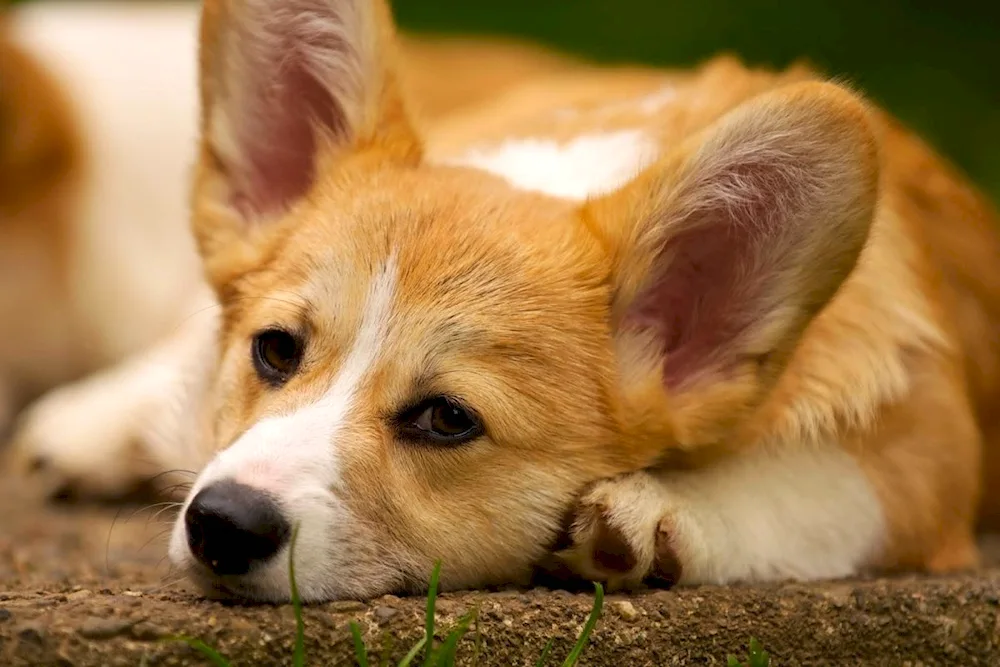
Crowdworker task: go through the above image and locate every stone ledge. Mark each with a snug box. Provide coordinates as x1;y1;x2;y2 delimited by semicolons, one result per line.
2;573;1000;665
1;478;998;665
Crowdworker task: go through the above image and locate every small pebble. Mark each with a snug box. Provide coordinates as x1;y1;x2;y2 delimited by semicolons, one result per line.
67;590;93;601
130;621;167;641
373;606;398;624
328;600;365;612
18;625;46;646
612;600;640;621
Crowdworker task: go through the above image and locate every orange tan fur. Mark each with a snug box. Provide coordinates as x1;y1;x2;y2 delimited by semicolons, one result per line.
0;22;84;427
8;0;1000;602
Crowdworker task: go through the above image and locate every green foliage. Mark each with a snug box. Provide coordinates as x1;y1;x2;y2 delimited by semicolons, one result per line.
289;524;306;667
166;635;233;667
728;637;772;667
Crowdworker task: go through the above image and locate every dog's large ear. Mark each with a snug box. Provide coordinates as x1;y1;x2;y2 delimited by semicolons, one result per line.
586;82;879;448
194;0;419;284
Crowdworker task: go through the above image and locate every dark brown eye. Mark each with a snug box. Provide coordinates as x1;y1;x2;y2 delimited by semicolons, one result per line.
252;329;302;385
397;396;484;445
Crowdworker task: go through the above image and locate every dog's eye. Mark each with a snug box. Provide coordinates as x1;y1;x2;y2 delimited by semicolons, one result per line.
252;329;302;385
397;396;484;444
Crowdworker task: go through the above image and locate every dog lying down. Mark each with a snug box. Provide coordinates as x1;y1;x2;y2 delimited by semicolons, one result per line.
6;0;1000;603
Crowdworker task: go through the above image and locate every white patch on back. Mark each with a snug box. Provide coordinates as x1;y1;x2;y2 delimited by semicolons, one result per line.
443;130;658;201
637;86;678;114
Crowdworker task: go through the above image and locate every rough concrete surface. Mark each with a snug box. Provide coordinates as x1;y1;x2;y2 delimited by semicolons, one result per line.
1;475;999;666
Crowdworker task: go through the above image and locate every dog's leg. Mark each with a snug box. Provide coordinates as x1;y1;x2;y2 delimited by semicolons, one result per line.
549;386;981;590
548;443;889;590
7;299;219;500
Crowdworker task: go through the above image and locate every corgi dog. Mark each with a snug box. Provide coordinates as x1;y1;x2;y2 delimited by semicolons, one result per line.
9;0;1000;603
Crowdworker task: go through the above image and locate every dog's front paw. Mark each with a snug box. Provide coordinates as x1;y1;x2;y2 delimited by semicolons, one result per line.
543;471;684;591
6;373;164;500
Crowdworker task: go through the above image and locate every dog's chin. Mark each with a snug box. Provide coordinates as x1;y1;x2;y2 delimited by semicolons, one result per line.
174;552;414;604
181;565;294;604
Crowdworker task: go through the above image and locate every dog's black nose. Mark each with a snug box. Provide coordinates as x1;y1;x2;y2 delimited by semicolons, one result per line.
185;480;291;576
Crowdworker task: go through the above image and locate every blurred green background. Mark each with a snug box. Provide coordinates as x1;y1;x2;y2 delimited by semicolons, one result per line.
13;0;999;205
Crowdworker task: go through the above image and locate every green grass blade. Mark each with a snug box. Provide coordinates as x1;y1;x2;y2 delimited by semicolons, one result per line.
748;637;770;667
534;638;555;667
434;608;477;667
350;621;370;667
727;656;744;667
471;610;483;667
379;633;394;667
560;582;604;667
165;636;232;667
289;523;306;667
422;561;442;667
398;636;428;667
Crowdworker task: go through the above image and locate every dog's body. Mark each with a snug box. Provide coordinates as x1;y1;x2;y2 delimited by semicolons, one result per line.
6;0;1000;602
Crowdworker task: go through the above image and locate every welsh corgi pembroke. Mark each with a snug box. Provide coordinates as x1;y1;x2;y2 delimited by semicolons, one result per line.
9;0;1000;603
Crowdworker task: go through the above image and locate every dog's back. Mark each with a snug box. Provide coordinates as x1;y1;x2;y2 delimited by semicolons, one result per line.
877;113;1000;528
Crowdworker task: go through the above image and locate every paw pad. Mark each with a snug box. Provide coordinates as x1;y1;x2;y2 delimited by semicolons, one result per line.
647;520;683;588
591;504;639;574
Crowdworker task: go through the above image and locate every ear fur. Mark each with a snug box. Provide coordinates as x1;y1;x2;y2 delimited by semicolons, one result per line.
587;81;880;447
193;0;420;287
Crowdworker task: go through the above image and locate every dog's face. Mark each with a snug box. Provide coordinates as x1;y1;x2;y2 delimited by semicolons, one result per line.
172;163;634;600
169;0;878;601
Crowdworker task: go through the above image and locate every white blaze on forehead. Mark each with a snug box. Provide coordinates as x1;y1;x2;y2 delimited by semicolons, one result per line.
442;129;659;201
195;256;397;494
169;258;398;600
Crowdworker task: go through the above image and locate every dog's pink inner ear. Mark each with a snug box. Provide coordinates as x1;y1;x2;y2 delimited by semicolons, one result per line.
209;0;373;218
627;218;759;389
227;56;342;217
621;137;858;391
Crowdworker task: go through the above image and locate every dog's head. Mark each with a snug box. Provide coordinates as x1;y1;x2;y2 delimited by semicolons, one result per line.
169;0;879;601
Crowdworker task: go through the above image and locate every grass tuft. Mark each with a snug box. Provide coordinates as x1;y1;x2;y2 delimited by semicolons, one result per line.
165;635;233;667
559;582;604;667
534;639;554;667
728;637;771;667
289;523;306;667
351;621;370;667
422;560;442;666
432;607;477;666
165;529;622;666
